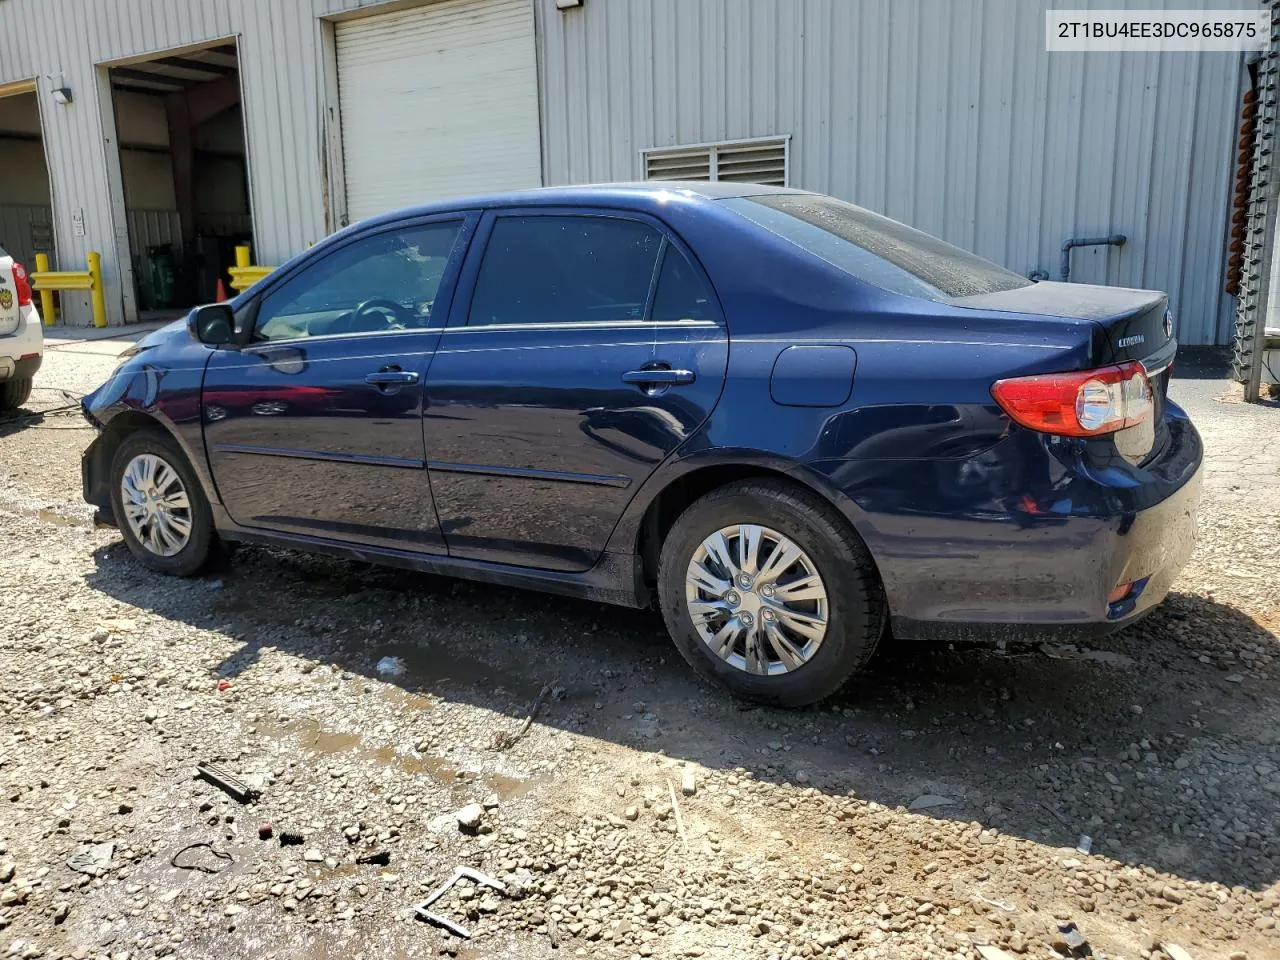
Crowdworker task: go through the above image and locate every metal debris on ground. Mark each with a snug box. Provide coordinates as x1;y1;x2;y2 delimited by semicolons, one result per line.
908;794;957;811
1055;921;1092;957
492;684;552;751
356;850;391;866
169;842;233;874
667;779;689;852
546;914;560;949
413;866;508;939
66;842;114;877
972;892;1017;913
195;761;261;803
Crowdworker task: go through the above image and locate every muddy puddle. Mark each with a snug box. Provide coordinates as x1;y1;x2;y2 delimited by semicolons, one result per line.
5;502;92;527
253;715;533;803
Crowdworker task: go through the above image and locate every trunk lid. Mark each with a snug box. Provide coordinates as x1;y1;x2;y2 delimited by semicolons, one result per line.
950;280;1175;369
952;280;1177;463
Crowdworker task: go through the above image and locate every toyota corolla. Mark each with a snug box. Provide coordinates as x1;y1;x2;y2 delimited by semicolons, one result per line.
80;183;1201;706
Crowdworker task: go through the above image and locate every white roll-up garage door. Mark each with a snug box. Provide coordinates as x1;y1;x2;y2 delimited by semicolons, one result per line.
335;0;542;222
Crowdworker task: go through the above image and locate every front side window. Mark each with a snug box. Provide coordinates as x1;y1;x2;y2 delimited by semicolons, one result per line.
722;194;1030;301
468;215;663;326
254;221;462;342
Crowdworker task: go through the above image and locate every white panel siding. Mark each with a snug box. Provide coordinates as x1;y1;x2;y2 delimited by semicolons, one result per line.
535;0;1244;346
335;0;541;219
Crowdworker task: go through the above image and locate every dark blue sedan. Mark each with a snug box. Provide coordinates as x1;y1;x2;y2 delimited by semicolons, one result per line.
81;183;1202;706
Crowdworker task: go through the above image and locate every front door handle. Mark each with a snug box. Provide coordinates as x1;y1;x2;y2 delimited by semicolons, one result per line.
622;367;696;387
365;370;420;385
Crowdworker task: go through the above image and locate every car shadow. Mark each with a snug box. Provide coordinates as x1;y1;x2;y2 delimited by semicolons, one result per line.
84;538;1279;892
0;407;44;437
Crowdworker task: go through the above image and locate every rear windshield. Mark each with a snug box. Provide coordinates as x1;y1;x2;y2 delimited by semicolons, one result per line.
721;194;1030;300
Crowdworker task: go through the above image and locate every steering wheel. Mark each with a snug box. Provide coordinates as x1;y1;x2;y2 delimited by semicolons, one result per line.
352;298;414;331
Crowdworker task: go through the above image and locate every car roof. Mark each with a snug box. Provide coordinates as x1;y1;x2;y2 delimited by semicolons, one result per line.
352;181;806;232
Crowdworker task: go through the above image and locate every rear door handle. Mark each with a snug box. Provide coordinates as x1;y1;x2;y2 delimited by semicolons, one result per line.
622;368;696;386
365;370;420;385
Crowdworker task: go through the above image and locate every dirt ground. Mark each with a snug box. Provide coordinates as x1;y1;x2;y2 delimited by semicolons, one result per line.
0;330;1277;960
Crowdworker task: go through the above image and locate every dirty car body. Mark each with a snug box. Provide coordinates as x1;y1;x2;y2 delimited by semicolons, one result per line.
81;183;1202;704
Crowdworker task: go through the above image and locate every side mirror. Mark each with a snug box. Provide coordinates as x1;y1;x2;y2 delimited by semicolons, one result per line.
190;303;236;345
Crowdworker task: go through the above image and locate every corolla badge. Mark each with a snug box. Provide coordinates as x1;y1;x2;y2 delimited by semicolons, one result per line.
1117;334;1145;349
1163;310;1174;338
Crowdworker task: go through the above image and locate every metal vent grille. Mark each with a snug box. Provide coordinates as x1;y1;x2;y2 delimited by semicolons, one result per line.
644;136;789;186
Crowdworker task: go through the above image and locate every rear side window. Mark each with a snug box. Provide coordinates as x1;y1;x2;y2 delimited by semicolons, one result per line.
468;215;662;326
651;246;716;322
722;194;1030;300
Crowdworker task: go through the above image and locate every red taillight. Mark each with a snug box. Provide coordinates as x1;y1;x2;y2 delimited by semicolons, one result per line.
991;361;1153;437
11;262;32;306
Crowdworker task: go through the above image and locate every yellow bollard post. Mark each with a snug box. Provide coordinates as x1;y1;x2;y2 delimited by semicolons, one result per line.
34;253;56;326
234;244;251;269
86;251;107;328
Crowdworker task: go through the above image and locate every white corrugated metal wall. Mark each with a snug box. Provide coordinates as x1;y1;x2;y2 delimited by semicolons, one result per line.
535;0;1247;346
0;0;1250;339
0;0;388;325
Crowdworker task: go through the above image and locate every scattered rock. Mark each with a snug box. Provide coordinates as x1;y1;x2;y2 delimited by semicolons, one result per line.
66;842;114;877
455;803;485;832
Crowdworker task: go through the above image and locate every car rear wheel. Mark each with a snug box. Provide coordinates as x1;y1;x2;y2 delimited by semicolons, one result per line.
657;479;885;707
109;429;214;576
0;377;32;412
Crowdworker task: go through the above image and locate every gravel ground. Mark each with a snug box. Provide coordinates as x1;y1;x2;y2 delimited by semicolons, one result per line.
0;331;1276;960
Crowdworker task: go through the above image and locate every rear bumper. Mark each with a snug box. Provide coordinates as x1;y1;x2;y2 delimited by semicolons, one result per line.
0;353;42;382
891;451;1201;642
820;401;1203;641
0;304;44;380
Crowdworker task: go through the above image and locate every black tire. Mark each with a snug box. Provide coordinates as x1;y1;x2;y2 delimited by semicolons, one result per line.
657;479;886;707
0;377;32;412
108;428;215;576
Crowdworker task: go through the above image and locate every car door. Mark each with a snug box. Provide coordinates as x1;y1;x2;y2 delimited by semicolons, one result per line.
423;209;729;572
202;215;472;552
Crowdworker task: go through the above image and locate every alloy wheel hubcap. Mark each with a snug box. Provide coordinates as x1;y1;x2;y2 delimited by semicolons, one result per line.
684;523;829;676
120;453;192;557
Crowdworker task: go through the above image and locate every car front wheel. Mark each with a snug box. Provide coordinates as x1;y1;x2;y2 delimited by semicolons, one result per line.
657;479;885;707
109;429;214;576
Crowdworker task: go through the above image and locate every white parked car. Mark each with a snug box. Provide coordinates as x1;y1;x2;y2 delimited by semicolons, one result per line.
0;244;43;412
